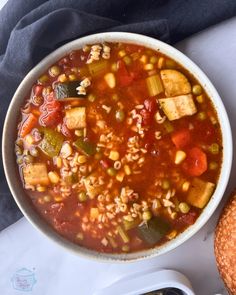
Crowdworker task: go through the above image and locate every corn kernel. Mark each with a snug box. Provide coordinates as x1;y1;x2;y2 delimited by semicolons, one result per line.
118;50;126;57
104;72;116;88
158;57;165;69
48;171;60;184
90;208;99;219
109;150;120;161
167;230;178;240
182;181;190;192
25;134;34;145
78;155;87;164
58;74;67;82
56;157;62;168
36;185;46;192
116;171;125;182
43;195;51;202
175;150;186;165
196;94;204;103
140;54;147;63
124;165;131;175
69;74;77;81
144;63;154;70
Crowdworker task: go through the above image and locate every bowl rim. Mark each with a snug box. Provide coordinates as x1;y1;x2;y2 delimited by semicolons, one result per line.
2;32;233;262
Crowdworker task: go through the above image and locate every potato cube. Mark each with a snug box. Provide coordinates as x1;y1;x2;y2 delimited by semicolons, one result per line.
187;178;215;208
23;163;49;186
65;107;86;129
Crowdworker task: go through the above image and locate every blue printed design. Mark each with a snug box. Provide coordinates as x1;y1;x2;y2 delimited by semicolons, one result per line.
11;268;37;292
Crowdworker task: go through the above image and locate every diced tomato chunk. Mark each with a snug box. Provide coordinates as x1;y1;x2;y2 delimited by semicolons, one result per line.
117;60;133;87
177;211;198;226
34;85;43;96
39;92;62;127
125;44;144;54
19;113;38;138
171;129;191;149
144;97;157;115
183;147;207;176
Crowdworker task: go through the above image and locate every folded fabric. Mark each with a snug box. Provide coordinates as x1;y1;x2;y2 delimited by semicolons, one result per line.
1;0;236;230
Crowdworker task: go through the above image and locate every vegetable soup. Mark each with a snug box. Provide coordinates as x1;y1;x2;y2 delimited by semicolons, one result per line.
15;42;222;253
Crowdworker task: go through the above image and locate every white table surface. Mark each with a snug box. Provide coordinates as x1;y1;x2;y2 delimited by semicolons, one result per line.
1;1;236;294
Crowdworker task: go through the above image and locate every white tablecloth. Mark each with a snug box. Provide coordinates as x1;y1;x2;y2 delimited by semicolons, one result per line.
1;5;236;294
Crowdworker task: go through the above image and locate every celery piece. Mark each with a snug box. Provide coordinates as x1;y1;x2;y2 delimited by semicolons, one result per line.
146;74;164;96
117;225;130;243
123;218;141;231
88;60;108;76
73;138;96;156
39;128;64;158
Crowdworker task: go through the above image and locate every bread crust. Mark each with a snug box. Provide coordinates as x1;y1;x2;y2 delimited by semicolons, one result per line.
215;192;236;295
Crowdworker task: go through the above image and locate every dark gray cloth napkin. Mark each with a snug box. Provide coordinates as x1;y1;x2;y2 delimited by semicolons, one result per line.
0;0;236;230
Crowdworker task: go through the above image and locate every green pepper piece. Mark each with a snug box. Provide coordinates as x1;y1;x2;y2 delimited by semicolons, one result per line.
39;128;64;158
138;216;171;245
73;138;96;156
54;81;85;101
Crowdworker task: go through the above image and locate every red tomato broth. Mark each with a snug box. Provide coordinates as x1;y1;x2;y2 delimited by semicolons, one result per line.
15;42;222;253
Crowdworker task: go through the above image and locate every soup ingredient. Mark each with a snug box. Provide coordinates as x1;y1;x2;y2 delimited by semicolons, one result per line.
138;217;171;245
146;74;163;96
54;81;84;100
39;128;64;158
16;42;222;254
183;147;207;176
160;69;191;96
187;178;215;208
73;138;96;156
192;84;202;96
23;163;49;186
65;107;86;129
159;94;197;121
19;114;38;138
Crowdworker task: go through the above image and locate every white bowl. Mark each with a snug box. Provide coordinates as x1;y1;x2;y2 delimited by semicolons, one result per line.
2;32;233;262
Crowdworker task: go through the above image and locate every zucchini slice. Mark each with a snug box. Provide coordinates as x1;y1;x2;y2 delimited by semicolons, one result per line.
54;81;85;101
138;216;171;245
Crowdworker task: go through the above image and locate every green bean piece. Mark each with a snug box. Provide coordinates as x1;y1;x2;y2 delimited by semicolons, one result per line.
115;109;125;122
78;191;87;202
107;167;117;177
192;85;202;96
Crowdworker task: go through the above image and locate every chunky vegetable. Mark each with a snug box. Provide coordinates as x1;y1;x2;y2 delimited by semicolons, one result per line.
171;129;191;149
187;178;215;208
159;94;197;121
39;128;64;158
23;163;49;186
19;114;38;138
138;217;171;245
160;69;191;96
146;74;164;96
73;138;96;156
54;81;84;100
65;107;86;129
183;147;207;176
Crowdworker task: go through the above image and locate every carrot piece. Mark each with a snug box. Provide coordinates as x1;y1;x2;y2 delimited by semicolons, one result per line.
19;113;38;138
171;129;191;149
183;147;207;176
